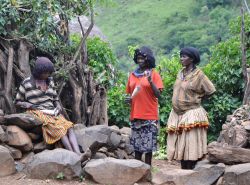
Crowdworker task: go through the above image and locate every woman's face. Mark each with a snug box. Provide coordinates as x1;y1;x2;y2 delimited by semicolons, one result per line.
137;55;147;69
39;72;51;80
180;54;193;67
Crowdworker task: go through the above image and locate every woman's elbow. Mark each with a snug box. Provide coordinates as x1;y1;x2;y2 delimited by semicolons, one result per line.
156;92;161;99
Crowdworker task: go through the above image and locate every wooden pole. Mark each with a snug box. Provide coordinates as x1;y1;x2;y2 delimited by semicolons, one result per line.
241;7;249;104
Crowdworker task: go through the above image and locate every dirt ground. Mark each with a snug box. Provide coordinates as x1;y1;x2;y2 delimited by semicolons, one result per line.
0;159;180;185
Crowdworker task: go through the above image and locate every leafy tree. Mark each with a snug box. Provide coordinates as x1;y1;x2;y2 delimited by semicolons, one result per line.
0;0;117;127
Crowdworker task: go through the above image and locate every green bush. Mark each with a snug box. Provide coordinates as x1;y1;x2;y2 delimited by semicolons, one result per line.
107;73;130;127
87;37;118;87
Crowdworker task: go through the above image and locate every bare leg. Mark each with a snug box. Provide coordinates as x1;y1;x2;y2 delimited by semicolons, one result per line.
68;128;81;154
135;151;142;161
145;152;152;165
61;135;73;151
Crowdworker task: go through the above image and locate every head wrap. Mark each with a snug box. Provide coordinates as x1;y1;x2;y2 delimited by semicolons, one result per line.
32;57;55;79
133;46;156;68
180;47;200;65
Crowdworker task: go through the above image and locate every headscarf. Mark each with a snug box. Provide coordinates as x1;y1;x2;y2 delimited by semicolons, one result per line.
180;47;200;65
133;46;156;68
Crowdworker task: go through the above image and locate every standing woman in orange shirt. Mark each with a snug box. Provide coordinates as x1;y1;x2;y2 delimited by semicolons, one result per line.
125;46;164;165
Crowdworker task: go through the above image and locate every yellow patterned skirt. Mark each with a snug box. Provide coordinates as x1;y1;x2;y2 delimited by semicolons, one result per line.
166;106;208;161
27;110;73;144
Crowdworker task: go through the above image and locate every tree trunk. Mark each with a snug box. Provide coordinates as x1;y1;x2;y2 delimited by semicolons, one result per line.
99;87;108;125
88;88;101;126
17;40;32;77
4;46;15;113
0;49;7;110
243;68;250;104
69;73;83;124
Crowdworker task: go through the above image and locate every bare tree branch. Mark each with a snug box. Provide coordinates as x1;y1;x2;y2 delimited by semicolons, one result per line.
70;1;94;66
78;16;85;35
243;0;250;14
58;81;66;96
13;64;25;80
78;16;88;64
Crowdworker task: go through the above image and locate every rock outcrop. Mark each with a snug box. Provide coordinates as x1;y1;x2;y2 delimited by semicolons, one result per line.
26;149;82;180
84;158;150;185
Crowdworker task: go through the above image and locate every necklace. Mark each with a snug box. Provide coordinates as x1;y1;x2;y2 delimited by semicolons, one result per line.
181;67;195;80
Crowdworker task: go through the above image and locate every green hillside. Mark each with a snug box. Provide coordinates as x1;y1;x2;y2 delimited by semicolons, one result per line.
96;0;195;53
96;0;241;68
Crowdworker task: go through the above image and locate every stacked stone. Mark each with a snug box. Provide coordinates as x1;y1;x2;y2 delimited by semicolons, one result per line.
0;109;151;185
207;104;250;185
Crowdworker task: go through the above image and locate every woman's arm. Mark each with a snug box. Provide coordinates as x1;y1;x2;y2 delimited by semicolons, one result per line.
16;101;36;109
148;76;161;99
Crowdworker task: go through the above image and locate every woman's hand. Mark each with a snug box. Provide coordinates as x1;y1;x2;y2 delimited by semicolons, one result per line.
124;96;132;104
16;102;35;109
54;104;62;116
53;101;62;116
147;75;152;84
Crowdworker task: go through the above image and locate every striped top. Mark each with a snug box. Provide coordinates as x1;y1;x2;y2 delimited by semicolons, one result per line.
172;68;215;114
16;76;59;110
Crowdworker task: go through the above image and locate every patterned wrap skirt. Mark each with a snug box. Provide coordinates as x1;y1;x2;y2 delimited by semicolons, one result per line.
27;110;73;144
130;119;158;153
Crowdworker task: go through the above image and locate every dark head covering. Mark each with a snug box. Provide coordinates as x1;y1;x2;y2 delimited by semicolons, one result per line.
180;47;200;65
133;46;156;68
32;57;55;79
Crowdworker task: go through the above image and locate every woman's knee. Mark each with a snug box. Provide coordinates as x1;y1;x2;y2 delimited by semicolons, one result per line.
67;127;74;134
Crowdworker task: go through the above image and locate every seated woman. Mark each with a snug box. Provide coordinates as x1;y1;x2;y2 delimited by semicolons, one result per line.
15;57;81;154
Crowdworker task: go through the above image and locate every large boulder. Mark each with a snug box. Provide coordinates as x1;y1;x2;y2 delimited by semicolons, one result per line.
4;113;42;132
192;161;225;185
218;123;248;147
3;144;22;159
33;141;52;153
120;127;131;136
208;141;250;164
152;168;197;185
20;152;35;164
110;132;122;148
0;145;16;177
6;125;33;152
74;125;113;152
74;125;134;160
152;161;225;185
26;149;82;180
84;158;150;185
224;163;250;185
242;120;250;131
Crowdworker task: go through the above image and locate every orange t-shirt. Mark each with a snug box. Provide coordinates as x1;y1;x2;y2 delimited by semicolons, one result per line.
126;70;164;120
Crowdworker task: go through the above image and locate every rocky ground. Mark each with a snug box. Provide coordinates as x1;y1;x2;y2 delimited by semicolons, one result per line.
0;159;179;185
